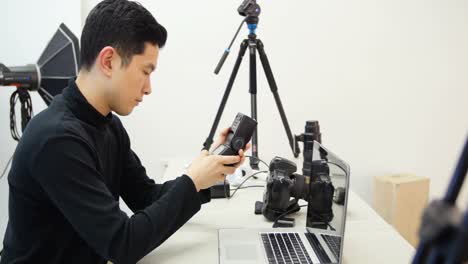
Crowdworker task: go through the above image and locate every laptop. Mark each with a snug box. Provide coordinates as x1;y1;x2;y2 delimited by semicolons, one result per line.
218;140;350;264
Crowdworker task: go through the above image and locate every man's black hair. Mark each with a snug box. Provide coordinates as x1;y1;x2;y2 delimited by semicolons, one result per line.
80;0;167;71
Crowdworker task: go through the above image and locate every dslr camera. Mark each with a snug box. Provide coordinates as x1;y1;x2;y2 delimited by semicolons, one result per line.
261;121;335;229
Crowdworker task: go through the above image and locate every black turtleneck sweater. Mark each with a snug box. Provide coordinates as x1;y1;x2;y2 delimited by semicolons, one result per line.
1;80;210;264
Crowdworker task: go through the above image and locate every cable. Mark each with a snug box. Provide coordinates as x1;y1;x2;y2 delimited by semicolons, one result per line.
271;203;336;231
10;89;33;141
246;155;269;170
232;185;264;190
272;204;308;228
325;161;348;177
0;155;13;180
9;94;20;141
306;209;336;231
228;170;268;199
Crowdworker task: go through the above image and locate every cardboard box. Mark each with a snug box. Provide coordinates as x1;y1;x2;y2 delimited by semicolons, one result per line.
373;174;430;247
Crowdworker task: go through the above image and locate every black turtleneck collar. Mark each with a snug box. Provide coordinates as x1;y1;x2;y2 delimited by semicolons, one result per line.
61;79;113;127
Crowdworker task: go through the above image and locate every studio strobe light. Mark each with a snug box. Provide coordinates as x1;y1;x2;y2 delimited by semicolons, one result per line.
0;23;79;140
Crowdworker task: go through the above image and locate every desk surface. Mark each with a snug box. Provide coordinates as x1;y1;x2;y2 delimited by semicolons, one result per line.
138;159;415;264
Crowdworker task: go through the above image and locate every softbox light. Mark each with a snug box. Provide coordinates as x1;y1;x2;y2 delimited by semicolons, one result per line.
0;23;79;140
0;23;80;105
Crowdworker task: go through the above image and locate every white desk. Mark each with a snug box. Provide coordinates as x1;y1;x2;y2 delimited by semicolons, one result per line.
138;159;415;264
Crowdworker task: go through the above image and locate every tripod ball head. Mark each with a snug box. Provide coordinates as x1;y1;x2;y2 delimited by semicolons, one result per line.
238;0;261;23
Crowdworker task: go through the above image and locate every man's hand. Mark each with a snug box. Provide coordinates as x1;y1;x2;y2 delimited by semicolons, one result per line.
209;127;250;164
187;128;250;191
208;127;231;153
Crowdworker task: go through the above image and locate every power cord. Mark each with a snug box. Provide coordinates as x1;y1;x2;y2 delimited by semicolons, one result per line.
245;155;269;170
227;170;268;199
272;204;308;228
306;209;336;231
232;185;264;190
325;161;348;177
10;89;33;141
271;204;336;231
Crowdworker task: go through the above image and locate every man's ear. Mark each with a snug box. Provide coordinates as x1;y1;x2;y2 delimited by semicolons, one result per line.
97;46;117;77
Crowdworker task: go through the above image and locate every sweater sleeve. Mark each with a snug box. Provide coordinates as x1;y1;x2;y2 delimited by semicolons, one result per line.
120;149;211;213
32;135;202;264
118;119;211;212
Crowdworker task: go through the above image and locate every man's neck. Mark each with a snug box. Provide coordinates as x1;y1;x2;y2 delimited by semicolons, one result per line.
75;72;111;116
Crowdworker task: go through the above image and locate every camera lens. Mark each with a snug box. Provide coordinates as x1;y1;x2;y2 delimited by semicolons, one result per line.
305;120;321;143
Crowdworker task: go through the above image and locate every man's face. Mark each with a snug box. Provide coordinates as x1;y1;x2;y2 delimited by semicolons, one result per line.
108;42;159;116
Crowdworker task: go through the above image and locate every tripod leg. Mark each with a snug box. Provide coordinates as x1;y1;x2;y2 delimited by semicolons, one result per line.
203;40;249;151
249;40;260;170
256;39;300;157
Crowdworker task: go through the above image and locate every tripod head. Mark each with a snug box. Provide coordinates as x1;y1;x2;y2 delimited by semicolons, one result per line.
238;0;260;30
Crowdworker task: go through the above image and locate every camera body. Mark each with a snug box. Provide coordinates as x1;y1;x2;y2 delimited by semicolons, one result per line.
212;112;257;157
261;157;334;227
261;121;335;228
261;157;309;221
306;160;335;228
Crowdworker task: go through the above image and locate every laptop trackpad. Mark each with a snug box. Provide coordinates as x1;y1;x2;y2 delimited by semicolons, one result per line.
225;244;258;260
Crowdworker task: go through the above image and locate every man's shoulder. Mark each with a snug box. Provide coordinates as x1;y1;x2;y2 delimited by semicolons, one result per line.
19;97;90;155
12;98;90;173
26;97;82;140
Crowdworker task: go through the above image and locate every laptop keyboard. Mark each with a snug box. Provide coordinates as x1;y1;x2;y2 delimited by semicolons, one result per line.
261;233;313;264
304;233;331;263
321;234;341;260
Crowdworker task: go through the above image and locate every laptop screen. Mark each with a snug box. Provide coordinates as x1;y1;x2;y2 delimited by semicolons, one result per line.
306;141;351;258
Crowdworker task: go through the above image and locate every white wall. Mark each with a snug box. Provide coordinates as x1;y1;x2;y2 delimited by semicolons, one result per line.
1;0;467;244
114;0;468;205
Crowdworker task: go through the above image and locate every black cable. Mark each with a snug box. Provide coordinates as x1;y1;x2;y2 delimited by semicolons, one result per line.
306;209;336;231
232;185;264;190
246;155;269;170
228;170;268;199
10;89;33;141
325;161;348;177
9;93;20;141
0;155;13;180
272;204;308;228
271;204;336;231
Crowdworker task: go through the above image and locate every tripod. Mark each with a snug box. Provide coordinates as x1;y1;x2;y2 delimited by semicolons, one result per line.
412;136;468;264
203;18;300;169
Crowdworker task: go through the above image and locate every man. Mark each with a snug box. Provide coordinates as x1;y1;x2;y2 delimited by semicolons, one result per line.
1;0;247;263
